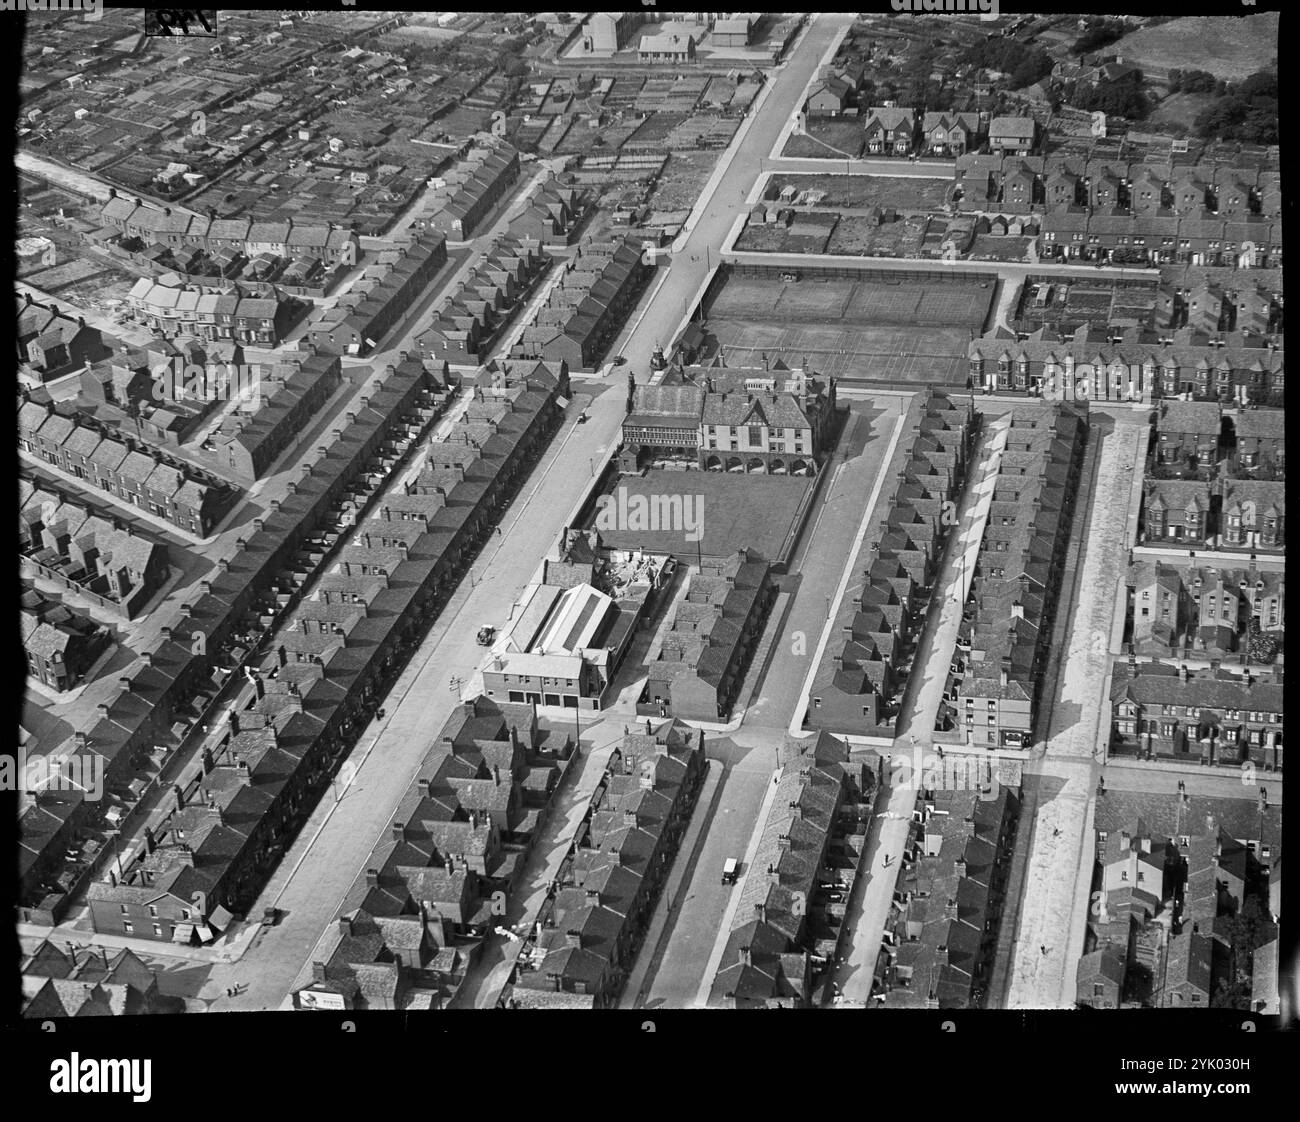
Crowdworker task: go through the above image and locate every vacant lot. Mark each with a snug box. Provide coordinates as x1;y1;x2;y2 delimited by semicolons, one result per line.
967;234;1035;263
589;471;811;562
770;173;951;212
709;274;992;329
650;152;721;212
711;320;971;385
1113;14;1277;81
783;118;865;158
1146;91;1213;133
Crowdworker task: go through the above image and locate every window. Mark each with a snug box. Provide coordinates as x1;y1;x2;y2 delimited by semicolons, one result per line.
153;924;163;937
148;905;158;917
123;922;133;933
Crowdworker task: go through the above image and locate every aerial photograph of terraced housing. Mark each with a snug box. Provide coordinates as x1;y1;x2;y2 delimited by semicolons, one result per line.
13;5;1284;1043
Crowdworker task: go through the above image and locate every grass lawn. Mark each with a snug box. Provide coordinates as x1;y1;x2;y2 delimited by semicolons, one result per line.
650;152;721;211
768;173;951;212
783;118;865;158
1146;90;1213;133
1113;14;1278;81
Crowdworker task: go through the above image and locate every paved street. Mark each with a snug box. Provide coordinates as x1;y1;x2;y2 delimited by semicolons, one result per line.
827;414;1012;1005
1003;414;1144;1009
612;12;857;387
636;751;772;1009
187;379;626;1009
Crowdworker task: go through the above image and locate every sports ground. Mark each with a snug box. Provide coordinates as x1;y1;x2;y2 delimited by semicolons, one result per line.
702;273;992;385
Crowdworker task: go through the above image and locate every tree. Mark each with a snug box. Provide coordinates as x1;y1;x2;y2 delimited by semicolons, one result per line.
1071;19;1125;56
1247;619;1279;664
1071;73;1148;120
1193;68;1278;143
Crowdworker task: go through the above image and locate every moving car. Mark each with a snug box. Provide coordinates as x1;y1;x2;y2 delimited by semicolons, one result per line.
476;625;495;646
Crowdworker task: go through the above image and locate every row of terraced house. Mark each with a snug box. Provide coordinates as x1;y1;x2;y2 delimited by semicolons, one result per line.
18;358;451;927
424;140;520;241
511;719;706;1008
967;324;1284;406
416;235;550;365
82;361;570;946
879;785;1019;1009
642;549;775;723
308;232;449;356
123;277;301;346
295;697;577;1011
952;401;1087;750
20;477;169;621
510;234;654;372
18;394;235;537
708;731;873;1008
808;389;978;737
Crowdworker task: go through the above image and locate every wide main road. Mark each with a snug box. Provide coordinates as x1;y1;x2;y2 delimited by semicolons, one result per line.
615;12;857;385
202;16;852;1009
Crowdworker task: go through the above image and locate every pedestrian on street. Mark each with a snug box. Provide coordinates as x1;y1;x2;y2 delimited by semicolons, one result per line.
1040;945;1047;956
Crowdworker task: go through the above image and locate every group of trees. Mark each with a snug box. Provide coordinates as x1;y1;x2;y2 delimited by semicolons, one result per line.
1067;70;1149;120
962;37;1053;90
1071;17;1126;57
1167;68;1224;96
1193;69;1279;144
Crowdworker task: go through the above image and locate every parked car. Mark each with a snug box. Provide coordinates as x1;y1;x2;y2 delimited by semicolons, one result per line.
721;857;740;885
476;625;495;646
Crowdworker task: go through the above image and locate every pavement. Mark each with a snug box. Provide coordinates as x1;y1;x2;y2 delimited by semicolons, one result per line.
1002;415;1144;1009
605;12;858;389
619;759;724;1009
786;404;909;735
188;382;630;1010
827;415;1012;1005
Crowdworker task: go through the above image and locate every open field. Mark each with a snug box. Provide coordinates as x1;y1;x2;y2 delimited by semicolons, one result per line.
769;173;952;212
587;471;812;561
1145;90;1213;133
709;319;970;385
825;214;928;257
709;273;992;328
1113;14;1277;81
651;152;723;212
783;119;865;158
